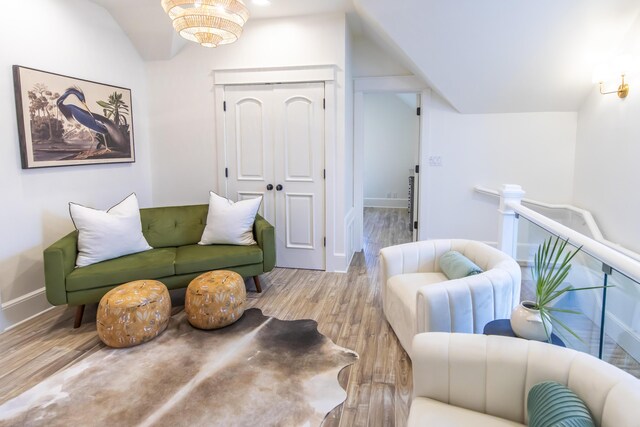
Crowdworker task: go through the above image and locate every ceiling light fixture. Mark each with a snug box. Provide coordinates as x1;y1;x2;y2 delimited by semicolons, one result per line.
161;0;250;48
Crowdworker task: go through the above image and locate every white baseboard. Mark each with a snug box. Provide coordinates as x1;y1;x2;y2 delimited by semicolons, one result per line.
1;287;53;333
364;198;408;209
330;252;349;273
345;210;356;270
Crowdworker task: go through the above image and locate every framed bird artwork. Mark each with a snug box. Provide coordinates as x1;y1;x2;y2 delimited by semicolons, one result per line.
12;65;135;169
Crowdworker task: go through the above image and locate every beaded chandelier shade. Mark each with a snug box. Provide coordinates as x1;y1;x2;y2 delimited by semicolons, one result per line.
161;0;250;48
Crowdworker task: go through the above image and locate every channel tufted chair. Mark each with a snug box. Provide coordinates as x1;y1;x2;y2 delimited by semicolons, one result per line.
379;239;521;355
409;333;640;426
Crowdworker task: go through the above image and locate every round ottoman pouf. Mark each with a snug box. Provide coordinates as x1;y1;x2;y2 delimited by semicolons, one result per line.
97;280;171;348
185;270;247;330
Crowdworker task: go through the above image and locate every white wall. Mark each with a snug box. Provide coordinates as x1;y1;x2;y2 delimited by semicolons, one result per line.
344;20;356;266
146;13;351;270
0;0;152;331
363;93;418;208
573;13;640;253
352;36;412;78
425;93;577;243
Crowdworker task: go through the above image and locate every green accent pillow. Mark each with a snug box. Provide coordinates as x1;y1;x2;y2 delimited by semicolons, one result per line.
439;251;483;279
528;381;595;427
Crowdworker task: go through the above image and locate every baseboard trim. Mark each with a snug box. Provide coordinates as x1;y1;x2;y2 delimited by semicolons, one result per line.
1;287;46;310
364;198;408;209
345;210;356;271
4;306;56;333
1;287;53;333
331;252;349;273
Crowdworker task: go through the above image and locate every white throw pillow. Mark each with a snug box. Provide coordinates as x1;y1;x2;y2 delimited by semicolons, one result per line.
69;193;152;267
199;192;262;246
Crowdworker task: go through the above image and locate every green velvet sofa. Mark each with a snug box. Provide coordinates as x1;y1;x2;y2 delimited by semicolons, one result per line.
43;204;275;327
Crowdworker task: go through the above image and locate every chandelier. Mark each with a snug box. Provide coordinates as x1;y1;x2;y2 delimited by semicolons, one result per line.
161;0;250;48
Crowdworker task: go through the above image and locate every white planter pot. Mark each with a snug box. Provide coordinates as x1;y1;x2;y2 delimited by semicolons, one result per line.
510;301;552;342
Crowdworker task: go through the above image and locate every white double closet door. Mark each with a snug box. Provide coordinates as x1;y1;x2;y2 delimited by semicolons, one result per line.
223;82;325;270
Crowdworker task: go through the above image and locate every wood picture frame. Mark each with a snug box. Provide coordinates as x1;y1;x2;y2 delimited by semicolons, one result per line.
13;65;135;169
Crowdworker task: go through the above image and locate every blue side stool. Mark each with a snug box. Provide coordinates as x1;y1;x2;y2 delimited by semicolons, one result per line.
483;319;565;347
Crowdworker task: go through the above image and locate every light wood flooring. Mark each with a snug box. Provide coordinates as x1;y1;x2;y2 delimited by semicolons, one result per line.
0;207;414;426
2;207;638;426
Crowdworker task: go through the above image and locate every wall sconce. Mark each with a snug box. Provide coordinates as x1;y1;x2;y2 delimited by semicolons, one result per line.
598;74;629;98
592;55;635;99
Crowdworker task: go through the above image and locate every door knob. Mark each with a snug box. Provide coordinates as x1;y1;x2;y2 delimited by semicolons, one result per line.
266;184;274;191
276;184;283;191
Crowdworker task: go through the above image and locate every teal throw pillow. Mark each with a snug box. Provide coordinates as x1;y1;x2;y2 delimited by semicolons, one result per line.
439;251;483;279
528;381;595;427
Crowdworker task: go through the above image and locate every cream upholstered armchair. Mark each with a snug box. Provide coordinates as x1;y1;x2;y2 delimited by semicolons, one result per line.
379;239;521;354
409;333;640;426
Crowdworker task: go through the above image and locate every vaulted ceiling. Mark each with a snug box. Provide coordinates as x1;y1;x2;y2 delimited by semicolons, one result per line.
353;0;640;113
89;0;640;113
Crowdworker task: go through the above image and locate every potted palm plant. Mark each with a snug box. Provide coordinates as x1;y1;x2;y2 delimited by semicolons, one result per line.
511;236;604;342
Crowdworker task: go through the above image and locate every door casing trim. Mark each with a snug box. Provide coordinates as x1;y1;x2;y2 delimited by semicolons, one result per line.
214;65;341;271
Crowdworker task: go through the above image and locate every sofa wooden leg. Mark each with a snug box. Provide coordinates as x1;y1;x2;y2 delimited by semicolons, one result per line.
74;305;85;329
253;276;262;293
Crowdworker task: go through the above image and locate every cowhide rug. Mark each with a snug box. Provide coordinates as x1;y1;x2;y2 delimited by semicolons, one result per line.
0;309;358;427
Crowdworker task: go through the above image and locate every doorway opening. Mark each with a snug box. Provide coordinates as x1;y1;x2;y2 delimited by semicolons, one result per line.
353;77;429;257
362;92;421;242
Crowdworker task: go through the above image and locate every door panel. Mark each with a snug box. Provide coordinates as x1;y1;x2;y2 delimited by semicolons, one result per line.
224;82;325;270
273;83;325;269
285;193;315;249
237;191;268;219
283;97;314;181
236;99;266;181
224;85;275;224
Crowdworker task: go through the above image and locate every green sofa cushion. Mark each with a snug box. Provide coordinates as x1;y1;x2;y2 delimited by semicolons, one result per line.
66;248;176;291
140;205;208;248
175;244;263;275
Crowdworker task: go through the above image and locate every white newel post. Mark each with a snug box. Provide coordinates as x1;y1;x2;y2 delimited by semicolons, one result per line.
498;184;525;258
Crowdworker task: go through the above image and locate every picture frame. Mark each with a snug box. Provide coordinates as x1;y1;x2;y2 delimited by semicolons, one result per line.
13;65;135;169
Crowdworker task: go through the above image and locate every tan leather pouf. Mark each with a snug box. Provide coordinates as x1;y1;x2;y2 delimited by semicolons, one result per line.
186;270;247;330
97;280;171;348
